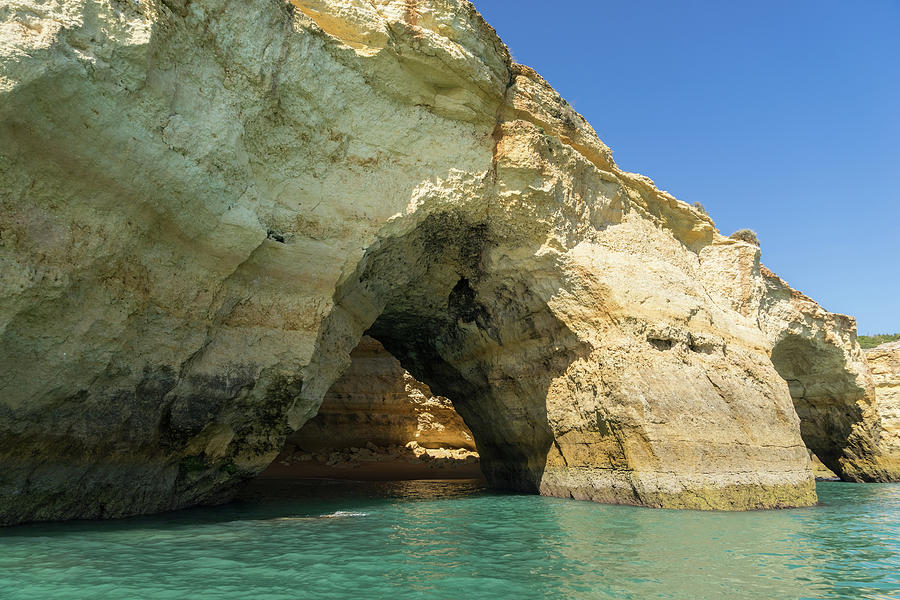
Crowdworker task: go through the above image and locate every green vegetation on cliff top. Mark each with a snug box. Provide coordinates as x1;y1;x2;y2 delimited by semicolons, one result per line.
858;333;900;349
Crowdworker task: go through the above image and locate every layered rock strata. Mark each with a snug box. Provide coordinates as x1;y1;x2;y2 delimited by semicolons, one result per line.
864;342;900;471
263;335;480;478
265;442;481;480
285;336;475;452
700;241;897;481
1;0;889;524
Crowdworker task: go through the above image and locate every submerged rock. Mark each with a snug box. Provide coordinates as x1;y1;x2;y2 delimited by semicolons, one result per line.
0;0;893;523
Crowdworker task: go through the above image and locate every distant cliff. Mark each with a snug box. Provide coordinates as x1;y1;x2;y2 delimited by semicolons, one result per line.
865;342;900;471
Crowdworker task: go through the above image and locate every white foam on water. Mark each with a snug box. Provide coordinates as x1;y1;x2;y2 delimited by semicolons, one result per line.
320;511;369;518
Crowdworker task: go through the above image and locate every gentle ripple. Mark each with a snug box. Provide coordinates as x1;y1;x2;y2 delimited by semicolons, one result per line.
0;481;897;599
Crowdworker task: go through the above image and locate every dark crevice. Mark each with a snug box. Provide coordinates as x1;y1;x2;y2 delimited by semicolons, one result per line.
266;230;286;244
648;338;674;351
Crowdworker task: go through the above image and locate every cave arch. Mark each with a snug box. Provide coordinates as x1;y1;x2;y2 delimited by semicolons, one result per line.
294;210;591;493
770;334;876;480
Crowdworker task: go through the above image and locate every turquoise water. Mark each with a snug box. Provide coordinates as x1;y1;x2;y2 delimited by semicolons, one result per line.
1;481;897;600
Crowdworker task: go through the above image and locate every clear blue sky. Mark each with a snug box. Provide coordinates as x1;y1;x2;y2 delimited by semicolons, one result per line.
473;1;899;335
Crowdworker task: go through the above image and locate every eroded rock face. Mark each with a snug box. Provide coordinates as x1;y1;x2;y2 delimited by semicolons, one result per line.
757;269;896;481
864;342;900;472
699;241;898;482
279;335;475;452
4;0;882;523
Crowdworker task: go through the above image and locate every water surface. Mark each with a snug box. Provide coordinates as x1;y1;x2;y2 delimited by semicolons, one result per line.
1;481;897;599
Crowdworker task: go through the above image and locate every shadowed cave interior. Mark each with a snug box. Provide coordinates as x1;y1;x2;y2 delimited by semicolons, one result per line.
770;334;866;481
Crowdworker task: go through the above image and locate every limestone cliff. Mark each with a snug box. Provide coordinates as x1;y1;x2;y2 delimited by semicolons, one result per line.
756;269;897;481
865;342;900;471
699;241;897;481
2;0;886;524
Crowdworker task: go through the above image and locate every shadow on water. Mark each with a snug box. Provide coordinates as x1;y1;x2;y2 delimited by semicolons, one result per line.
0;479;496;537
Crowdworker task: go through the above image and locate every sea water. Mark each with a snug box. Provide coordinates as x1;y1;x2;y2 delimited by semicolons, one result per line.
0;481;897;599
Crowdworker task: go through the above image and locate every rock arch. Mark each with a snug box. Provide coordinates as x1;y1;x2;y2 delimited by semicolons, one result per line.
759;268;896;482
1;0;867;524
296;209;591;492
700;244;899;483
770;334;876;479
283;201;820;510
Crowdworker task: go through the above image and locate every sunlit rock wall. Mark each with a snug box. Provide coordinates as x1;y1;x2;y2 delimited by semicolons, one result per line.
699;240;897;482
864;341;900;474
283;335;475;451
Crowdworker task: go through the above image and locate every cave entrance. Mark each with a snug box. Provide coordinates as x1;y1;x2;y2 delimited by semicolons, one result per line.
770;334;869;480
261;210;587;494
258;336;484;481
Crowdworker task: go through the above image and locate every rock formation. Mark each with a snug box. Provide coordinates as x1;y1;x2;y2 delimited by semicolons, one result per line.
285;336;474;451
864;342;900;472
699;242;897;481
263;335;480;478
0;0;893;524
757;270;899;481
266;441;480;480
808;452;838;480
